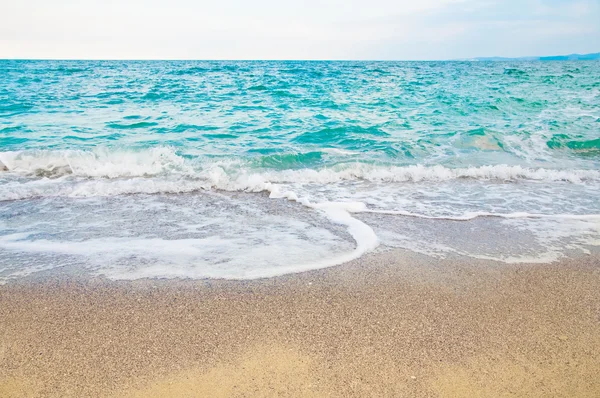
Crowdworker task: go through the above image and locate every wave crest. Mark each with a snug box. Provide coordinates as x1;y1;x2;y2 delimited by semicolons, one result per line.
1;147;599;197
0;147;191;178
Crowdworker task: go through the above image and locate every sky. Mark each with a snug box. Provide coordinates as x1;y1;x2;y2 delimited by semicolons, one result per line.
0;0;598;60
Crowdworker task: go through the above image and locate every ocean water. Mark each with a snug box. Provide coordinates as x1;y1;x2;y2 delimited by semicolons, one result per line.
1;60;599;281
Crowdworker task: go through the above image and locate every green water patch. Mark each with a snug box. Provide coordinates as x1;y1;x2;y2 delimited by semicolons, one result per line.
294;126;389;144
566;138;600;152
254;151;324;168
547;135;600;155
246;148;281;155
466;128;486;136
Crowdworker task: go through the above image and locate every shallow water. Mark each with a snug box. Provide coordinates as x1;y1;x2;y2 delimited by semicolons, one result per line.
1;60;599;281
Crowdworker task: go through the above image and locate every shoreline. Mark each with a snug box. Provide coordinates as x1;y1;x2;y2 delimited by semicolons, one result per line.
1;249;600;397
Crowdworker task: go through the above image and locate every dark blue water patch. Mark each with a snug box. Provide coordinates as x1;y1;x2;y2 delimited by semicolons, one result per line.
503;68;529;78
248;85;268;91
54;67;88;74
123;115;143;120
368;68;391;75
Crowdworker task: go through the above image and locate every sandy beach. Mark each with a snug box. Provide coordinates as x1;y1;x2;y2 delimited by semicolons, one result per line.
1;250;599;397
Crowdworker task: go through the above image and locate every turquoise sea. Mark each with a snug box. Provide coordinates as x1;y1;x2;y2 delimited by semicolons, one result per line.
1;60;599;281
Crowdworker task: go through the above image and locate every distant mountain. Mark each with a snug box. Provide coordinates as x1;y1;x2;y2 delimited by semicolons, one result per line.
465;52;600;61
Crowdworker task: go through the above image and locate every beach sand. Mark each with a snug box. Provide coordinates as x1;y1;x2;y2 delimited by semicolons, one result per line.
1;250;599;397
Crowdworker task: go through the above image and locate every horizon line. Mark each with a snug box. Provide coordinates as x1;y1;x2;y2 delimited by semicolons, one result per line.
1;57;599;62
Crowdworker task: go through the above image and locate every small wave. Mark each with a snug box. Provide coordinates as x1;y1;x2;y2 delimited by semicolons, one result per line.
106;121;158;130
1;148;599;183
248;85;268;91
0;147;190;178
0;103;33;114
55;67;87;74
364;209;600;222
253;164;600;184
254;151;323;168
293;126;389;144
547;136;600;155
503;68;528;77
320;148;359;156
172;124;219;133
203;133;238;139
169;66;210;75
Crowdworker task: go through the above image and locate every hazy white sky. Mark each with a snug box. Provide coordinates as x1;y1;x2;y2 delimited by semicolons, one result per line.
1;0;598;59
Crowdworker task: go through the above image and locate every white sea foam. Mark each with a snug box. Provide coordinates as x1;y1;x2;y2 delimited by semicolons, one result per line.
320;148;359;156
1;147;599;281
258;164;600;184
365;209;600;221
0;147;192;178
0;192;377;281
1;148;599;183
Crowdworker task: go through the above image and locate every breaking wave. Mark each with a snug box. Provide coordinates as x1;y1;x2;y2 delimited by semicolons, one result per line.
1;147;599;185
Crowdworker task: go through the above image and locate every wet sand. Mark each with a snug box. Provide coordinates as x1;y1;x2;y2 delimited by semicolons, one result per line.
1;250;599;397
